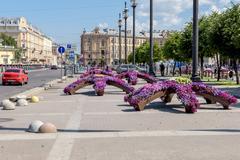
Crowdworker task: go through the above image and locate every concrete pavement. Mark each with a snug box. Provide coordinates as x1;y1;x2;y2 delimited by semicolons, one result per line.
0;78;240;160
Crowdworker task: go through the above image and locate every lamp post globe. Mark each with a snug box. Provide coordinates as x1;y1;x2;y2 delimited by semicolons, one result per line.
123;1;129;64
131;0;137;65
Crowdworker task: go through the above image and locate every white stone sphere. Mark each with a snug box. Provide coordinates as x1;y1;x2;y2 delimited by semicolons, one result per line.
1;99;15;110
16;99;28;106
28;120;44;133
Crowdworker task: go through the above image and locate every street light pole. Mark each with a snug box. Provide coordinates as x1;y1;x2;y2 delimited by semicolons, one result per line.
131;0;137;65
191;0;200;81
118;13;122;65
123;1;128;64
149;0;155;76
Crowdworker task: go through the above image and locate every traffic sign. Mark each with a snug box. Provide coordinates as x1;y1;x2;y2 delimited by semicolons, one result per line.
67;44;71;49
58;46;65;54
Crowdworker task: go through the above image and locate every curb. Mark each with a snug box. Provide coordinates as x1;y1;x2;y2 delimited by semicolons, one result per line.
9;76;68;101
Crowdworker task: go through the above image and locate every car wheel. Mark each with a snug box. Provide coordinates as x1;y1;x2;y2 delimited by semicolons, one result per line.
2;82;6;86
20;80;24;86
25;80;28;84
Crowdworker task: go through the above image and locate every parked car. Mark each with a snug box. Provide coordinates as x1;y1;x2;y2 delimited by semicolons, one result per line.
116;64;147;74
2;68;28;85
50;65;58;70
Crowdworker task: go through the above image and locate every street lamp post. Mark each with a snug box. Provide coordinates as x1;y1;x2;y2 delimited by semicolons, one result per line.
191;0;200;81
131;0;137;65
118;13;122;65
149;0;155;76
123;1;129;64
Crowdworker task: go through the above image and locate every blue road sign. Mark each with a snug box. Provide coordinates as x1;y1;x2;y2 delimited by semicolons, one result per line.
67;44;71;49
69;51;75;60
58;46;65;54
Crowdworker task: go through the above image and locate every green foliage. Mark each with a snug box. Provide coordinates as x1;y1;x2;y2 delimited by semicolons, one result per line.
0;33;17;47
171;77;192;84
128;42;162;64
211;4;240;58
162;32;190;62
0;33;24;63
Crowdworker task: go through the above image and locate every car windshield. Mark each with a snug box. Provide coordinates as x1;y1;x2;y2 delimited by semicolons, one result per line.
129;65;135;69
5;69;20;73
121;65;128;69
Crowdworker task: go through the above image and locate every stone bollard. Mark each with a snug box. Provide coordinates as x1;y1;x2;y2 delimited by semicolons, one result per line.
39;122;57;133
31;96;39;103
16;99;29;107
28;120;44;133
1;99;16;110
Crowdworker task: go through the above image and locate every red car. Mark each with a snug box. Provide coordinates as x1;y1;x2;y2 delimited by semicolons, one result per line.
2;68;29;85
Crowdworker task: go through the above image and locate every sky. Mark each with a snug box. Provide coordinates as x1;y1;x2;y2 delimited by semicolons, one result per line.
1;0;239;51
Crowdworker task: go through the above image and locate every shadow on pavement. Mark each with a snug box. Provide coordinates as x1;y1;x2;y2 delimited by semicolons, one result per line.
57;129;125;133
0;127;125;133
121;102;186;114
188;129;240;133
0;118;14;123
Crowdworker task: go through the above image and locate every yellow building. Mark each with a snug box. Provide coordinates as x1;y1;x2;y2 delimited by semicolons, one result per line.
81;27;170;66
0;46;15;64
0;17;53;64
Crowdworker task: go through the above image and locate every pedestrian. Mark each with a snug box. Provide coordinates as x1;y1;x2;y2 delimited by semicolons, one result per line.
160;63;165;76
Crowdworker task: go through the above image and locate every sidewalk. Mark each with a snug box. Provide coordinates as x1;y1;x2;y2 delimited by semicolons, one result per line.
0;78;240;160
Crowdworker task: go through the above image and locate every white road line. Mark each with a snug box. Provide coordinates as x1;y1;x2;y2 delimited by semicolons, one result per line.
46;98;84;160
0;130;240;141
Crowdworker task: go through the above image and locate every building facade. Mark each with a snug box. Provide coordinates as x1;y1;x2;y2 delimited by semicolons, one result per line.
0;46;15;64
81;27;170;66
0;17;53;64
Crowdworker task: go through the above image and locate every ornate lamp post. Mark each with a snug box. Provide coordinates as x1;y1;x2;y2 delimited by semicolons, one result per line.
123;1;129;64
131;0;137;65
149;0;155;76
118;13;122;65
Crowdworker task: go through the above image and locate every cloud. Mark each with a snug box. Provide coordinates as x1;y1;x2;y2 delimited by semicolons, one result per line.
98;22;109;29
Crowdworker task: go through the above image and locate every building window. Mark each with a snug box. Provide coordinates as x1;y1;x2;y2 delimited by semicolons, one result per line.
101;40;104;47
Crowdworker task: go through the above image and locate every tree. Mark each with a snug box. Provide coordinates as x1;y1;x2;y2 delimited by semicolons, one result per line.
128;42;162;64
0;33;17;47
211;4;240;84
0;33;24;63
162;32;191;76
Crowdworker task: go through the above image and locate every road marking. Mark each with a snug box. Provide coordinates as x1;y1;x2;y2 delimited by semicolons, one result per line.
46;98;84;160
0;130;240;141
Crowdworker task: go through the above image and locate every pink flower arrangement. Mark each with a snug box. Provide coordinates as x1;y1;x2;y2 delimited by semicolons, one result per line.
64;74;134;96
116;70;158;85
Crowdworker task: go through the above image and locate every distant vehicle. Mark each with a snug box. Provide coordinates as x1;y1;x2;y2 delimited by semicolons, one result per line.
2;68;29;85
116;64;147;74
50;65;58;70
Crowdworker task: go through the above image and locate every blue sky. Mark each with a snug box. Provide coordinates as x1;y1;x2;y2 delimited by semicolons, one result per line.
1;0;239;50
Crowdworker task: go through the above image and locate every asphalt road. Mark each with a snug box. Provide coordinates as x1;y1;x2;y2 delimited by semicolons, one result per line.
0;69;61;101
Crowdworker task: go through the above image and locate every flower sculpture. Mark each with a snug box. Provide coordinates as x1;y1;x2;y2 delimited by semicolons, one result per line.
125;80;237;113
64;75;134;96
116;70;158;85
124;80;199;113
192;82;237;109
80;69;114;78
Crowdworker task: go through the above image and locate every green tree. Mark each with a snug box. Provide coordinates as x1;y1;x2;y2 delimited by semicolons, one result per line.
0;33;24;63
162;32;191;76
210;4;240;84
128;42;162;64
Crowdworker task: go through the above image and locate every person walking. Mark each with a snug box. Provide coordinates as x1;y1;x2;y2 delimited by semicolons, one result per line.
160;63;165;76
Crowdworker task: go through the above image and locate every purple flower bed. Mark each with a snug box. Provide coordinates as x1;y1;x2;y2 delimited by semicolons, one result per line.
192;82;237;104
64;73;134;95
80;69;114;78
124;81;175;107
116;70;157;85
